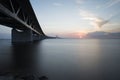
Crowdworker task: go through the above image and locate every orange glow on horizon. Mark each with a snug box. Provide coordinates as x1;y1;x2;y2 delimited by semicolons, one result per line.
76;32;87;38
58;31;88;38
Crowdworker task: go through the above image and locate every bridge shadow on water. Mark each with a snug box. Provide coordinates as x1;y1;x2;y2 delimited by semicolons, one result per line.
0;40;48;80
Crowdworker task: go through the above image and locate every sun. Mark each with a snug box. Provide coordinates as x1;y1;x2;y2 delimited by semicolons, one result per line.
77;32;87;38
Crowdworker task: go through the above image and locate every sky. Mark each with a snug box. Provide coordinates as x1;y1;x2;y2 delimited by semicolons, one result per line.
0;0;120;38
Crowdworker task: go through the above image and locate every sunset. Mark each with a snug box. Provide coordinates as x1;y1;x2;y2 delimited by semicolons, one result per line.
0;0;120;38
0;0;120;80
30;0;120;38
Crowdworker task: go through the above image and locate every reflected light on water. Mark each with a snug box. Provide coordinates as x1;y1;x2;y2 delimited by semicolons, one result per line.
0;39;120;80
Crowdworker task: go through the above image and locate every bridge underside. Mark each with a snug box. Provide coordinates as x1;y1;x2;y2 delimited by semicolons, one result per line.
0;0;46;43
12;28;45;43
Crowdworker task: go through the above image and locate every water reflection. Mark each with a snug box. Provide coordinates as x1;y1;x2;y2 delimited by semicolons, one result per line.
0;40;47;80
0;39;120;80
12;43;37;78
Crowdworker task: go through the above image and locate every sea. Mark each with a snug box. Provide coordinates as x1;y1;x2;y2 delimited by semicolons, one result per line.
0;39;120;80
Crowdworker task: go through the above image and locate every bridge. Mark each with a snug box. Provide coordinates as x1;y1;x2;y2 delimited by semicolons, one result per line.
0;0;47;43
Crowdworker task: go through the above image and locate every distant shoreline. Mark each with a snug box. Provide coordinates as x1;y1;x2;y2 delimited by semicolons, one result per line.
0;38;120;40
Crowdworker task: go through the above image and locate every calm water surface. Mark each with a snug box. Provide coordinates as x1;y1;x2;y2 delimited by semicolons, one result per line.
0;39;120;80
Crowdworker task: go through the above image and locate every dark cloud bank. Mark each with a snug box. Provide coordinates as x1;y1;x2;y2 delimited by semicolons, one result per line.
85;31;120;39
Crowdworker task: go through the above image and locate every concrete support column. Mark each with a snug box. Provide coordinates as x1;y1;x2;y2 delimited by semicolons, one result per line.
32;33;46;41
12;28;33;43
33;34;41;41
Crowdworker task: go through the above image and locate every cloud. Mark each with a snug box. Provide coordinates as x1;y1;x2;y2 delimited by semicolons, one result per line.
100;0;120;8
103;23;120;32
75;0;85;4
85;31;120;39
108;28;120;32
73;0;86;5
106;0;120;8
79;10;109;28
91;19;109;28
53;3;63;6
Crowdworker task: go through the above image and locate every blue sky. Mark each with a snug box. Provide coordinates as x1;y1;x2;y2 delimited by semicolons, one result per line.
30;0;120;37
0;0;120;38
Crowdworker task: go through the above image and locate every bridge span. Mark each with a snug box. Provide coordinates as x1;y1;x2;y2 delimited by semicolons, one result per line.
0;0;46;43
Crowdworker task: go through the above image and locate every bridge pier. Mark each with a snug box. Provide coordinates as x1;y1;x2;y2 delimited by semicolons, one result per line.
33;33;40;41
12;28;33;43
12;28;45;44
